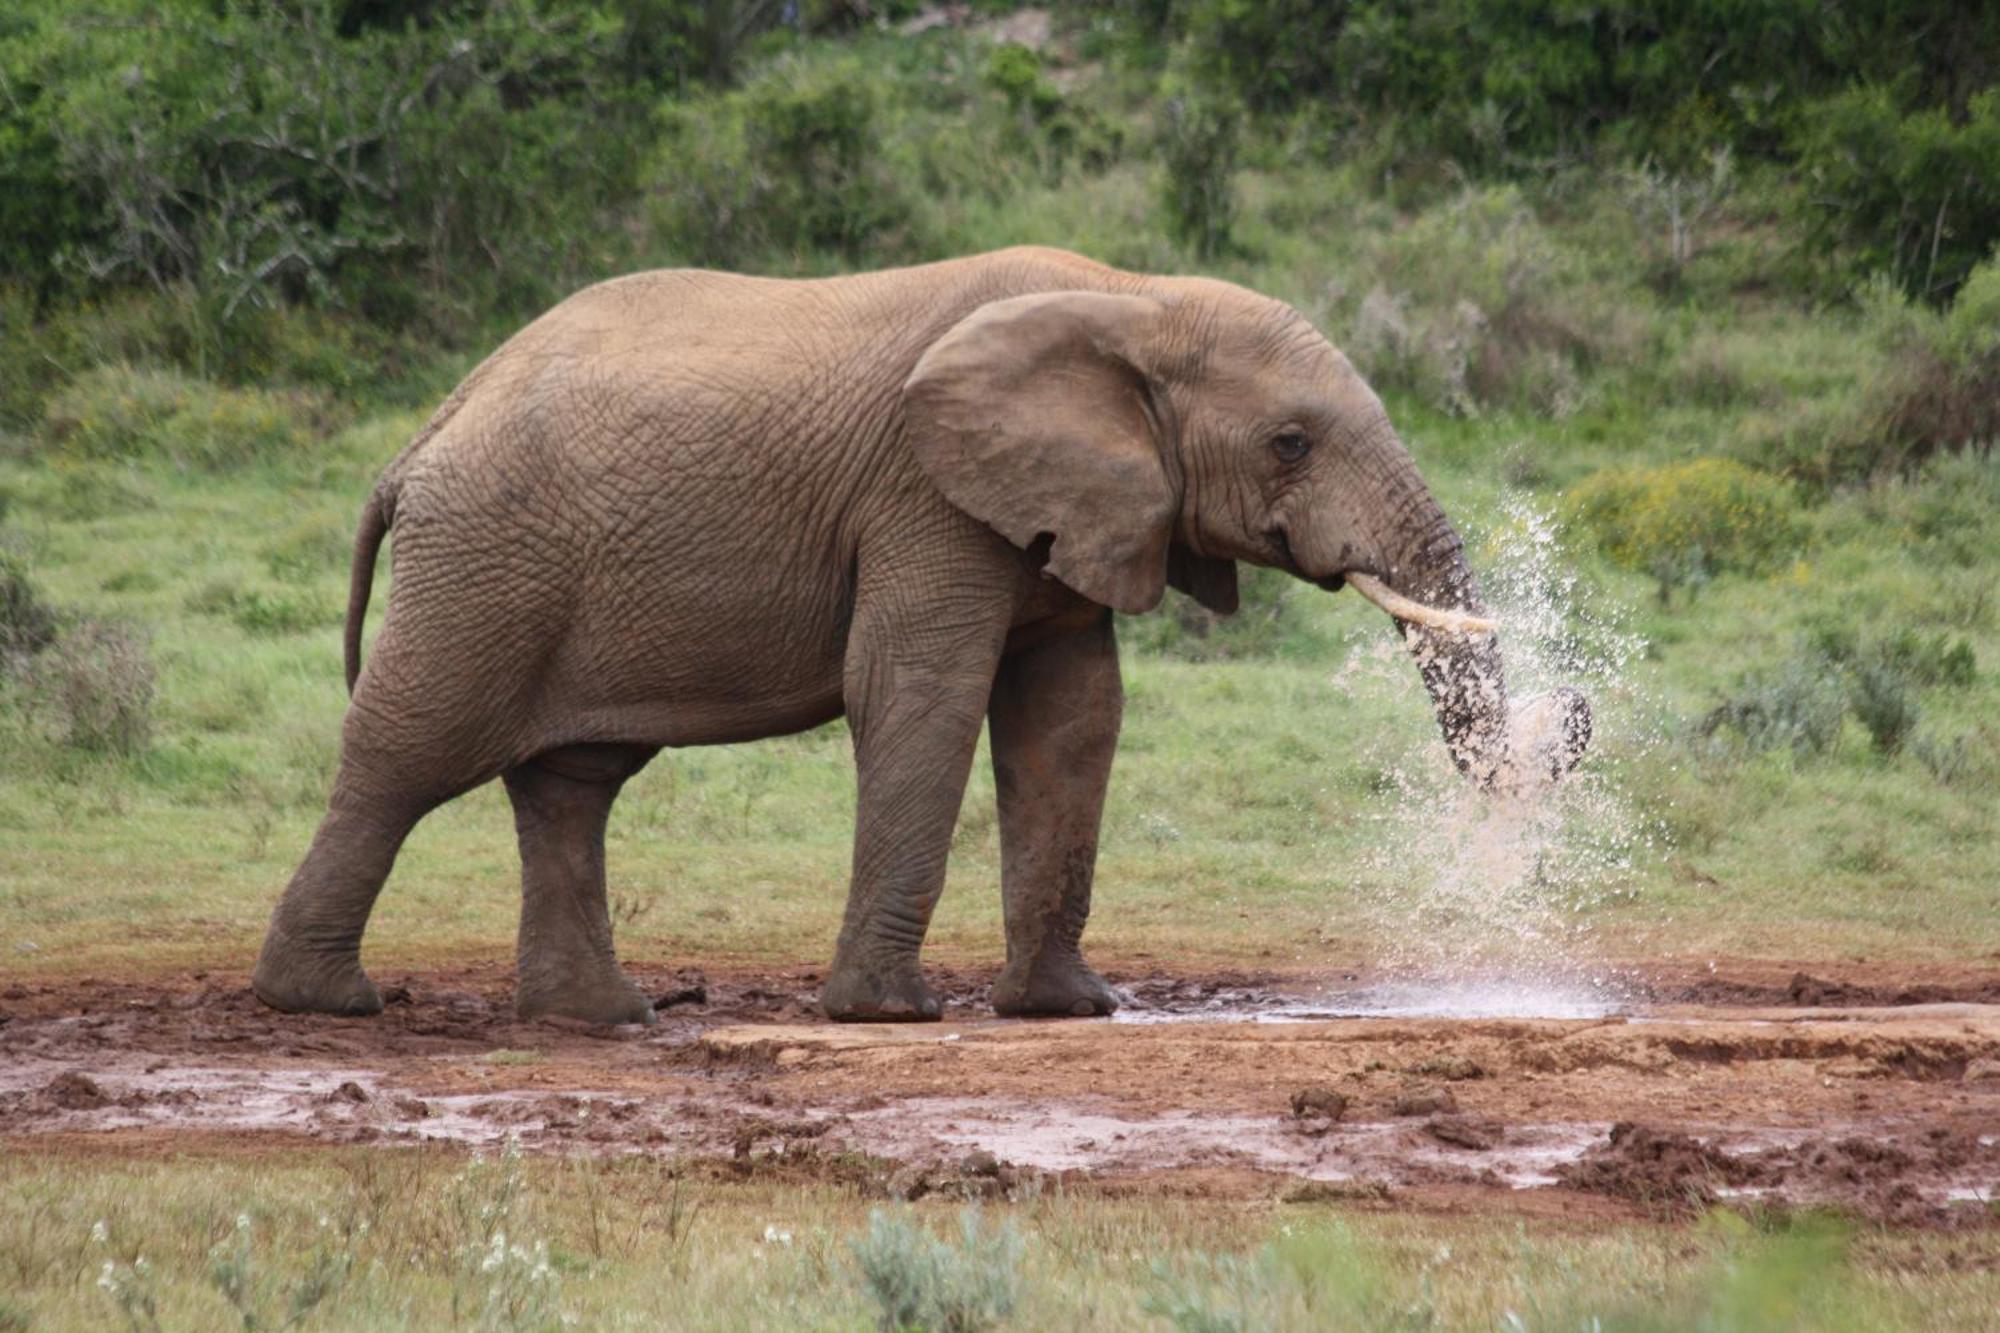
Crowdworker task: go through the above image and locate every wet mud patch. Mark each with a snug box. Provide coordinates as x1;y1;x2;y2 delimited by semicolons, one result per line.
3;963;1997;1227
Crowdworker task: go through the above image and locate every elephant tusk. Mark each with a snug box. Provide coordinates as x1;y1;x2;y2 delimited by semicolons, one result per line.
1345;572;1498;635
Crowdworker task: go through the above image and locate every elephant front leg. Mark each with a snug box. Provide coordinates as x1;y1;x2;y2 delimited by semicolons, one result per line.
823;593;1009;1022
988;611;1122;1018
504;746;659;1027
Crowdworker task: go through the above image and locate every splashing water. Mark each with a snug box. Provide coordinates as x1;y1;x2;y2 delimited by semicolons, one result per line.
1330;492;1667;1016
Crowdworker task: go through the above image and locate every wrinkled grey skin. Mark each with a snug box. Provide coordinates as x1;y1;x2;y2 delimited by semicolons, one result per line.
251;246;1587;1027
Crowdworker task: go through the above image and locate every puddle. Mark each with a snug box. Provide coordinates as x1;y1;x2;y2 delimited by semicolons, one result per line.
1117;977;1629;1023
844;1096;1607;1190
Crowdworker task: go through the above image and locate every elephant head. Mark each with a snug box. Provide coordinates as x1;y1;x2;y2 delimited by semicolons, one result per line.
903;283;1590;790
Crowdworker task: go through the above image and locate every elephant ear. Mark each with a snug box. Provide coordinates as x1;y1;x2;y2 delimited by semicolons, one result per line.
903;291;1177;614
1168;546;1239;614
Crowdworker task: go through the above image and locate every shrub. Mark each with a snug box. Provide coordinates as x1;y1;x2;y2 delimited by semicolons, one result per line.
851;1207;1021;1333
1871;262;2000;469
1791;88;2000;303
1809;624;1978;690
1341;186;1632;417
1561;458;1802;601
0;548;59;667
648;54;918;268
1746;264;2000;487
5;0;645;339
42;365;329;471
1700;657;1847;759
1847;657;1920;756
20;618;155;754
1158;90;1240;260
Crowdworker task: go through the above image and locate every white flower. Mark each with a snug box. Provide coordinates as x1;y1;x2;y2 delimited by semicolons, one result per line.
236;1213;251;1231
97;1261;116;1292
90;1220;108;1244
761;1224;793;1246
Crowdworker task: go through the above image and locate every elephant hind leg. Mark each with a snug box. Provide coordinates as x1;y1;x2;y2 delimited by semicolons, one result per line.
252;772;434;1017
505;743;659;1026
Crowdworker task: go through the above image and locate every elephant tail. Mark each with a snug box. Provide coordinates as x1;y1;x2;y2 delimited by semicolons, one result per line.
344;483;394;695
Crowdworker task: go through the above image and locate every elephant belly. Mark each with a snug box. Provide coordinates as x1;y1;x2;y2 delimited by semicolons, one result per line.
535;558;854;748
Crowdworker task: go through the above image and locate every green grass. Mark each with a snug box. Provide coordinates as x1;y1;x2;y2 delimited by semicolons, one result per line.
2;1147;1995;1331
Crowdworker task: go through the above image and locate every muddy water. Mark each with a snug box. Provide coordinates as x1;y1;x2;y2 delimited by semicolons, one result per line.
3;968;1997;1225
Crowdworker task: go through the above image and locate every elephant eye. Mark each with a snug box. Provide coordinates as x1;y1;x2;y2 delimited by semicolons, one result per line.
1270;431;1311;463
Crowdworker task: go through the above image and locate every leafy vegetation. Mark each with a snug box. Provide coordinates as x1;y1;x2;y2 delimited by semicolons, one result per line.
1562;458;1801;602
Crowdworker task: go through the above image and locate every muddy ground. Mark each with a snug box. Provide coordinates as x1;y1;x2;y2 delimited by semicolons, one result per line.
3;961;1997;1227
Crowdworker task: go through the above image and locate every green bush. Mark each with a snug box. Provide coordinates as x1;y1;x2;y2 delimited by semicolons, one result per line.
1808;624;1978;690
1158;90;1240;260
648;53;918;267
1341;186;1637;417
1743;265;2000;486
1791;88;2000;303
851;1207;1021;1333
1700;656;1848;758
42;365;330;471
1704;625;1976;762
1164;2;1999;170
1847;656;1920;756
1562;458;1802;601
2;0;646;337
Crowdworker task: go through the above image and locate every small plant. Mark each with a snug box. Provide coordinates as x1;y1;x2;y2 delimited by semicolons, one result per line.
1158;91;1239;261
449;1141;563;1332
851;1206;1022;1333
207;1210;354;1332
92;1222;161;1333
0;548;58;667
1847;657;1920;755
21;618;155;754
1142;1251;1271;1333
1562;458;1801;602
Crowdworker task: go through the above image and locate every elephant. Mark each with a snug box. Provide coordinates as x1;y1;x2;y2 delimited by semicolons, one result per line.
250;245;1590;1027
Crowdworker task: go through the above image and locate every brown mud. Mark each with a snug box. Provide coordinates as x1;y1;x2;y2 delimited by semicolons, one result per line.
2;961;1996;1226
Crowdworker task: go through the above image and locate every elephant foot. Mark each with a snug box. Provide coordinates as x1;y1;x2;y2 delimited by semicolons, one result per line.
822;963;942;1023
516;971;657;1027
992;954;1118;1018
252;939;384;1017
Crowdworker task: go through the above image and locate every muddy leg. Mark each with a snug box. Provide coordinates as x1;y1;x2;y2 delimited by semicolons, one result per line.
505;744;660;1026
252;768;429;1017
988;611;1121;1018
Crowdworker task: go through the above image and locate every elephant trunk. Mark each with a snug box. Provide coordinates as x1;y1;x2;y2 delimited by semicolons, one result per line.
1372;499;1513;787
